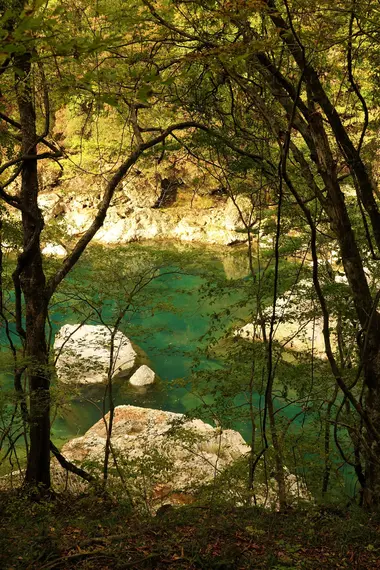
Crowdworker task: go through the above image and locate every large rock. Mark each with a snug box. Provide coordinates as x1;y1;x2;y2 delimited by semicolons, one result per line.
62;405;249;493
129;365;156;386
38;192;61;213
54;324;137;385
122;175;159;207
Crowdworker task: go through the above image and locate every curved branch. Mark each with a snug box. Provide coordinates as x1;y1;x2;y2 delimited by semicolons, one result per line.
50;441;95;484
0;111;61;154
0;152;62;178
347;6;368;154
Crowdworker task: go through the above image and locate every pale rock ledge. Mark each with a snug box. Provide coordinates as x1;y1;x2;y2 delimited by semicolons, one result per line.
234;279;337;358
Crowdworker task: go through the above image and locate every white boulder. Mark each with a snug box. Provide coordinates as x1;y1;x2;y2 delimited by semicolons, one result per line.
38;192;61;215
54;324;137;385
61;405;249;495
129;364;156;386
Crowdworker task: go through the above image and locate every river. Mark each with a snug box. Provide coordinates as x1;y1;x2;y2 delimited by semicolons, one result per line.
0;242;355;498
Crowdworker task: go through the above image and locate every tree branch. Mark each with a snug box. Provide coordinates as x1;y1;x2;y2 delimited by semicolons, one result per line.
0;111;61;154
50;441;95;483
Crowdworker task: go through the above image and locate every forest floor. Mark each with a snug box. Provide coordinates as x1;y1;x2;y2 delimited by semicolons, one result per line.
1;491;380;569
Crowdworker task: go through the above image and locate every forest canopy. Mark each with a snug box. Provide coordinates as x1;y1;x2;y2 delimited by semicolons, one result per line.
1;0;380;517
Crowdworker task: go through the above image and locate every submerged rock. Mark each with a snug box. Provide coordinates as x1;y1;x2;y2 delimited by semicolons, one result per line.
234;280;336;358
54;324;137;385
129;364;156;386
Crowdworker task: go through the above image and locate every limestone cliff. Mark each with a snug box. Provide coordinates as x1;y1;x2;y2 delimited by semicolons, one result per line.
37;167;253;247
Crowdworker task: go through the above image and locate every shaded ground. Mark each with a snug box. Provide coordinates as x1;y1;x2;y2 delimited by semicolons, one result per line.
1;492;380;569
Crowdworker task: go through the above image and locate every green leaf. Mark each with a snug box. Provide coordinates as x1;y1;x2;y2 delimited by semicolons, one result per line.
136;85;152;103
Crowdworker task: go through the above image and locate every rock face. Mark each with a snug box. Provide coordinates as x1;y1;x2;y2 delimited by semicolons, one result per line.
224;195;253;231
54;324;137;384
41;170;253;246
129;365;156;386
62;405;249;494
38;192;62;215
64;202;247;246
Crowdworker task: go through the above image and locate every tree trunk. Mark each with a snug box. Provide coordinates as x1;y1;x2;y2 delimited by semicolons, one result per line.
15;51;51;491
362;342;380;507
267;396;287;509
24;300;50;490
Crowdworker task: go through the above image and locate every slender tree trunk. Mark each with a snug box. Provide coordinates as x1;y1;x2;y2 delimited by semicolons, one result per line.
267;397;287;509
322;387;338;496
103;329;116;484
363;346;380;507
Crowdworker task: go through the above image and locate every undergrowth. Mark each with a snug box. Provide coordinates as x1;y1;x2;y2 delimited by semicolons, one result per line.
1;490;380;569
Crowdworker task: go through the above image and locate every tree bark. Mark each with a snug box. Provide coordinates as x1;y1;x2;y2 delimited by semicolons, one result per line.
362;346;380;506
15;51;51;490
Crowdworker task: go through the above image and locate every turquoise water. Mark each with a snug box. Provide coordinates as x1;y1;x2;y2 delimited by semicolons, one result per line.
0;243;251;440
0;242;330;443
48;243;253;440
0;242;357;497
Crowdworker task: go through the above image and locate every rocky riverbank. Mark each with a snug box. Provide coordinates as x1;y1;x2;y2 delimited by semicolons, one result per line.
37;169;253;248
60;405;249;502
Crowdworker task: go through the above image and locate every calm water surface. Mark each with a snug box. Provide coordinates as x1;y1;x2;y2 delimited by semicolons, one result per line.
0;243;356;496
49;243;254;442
